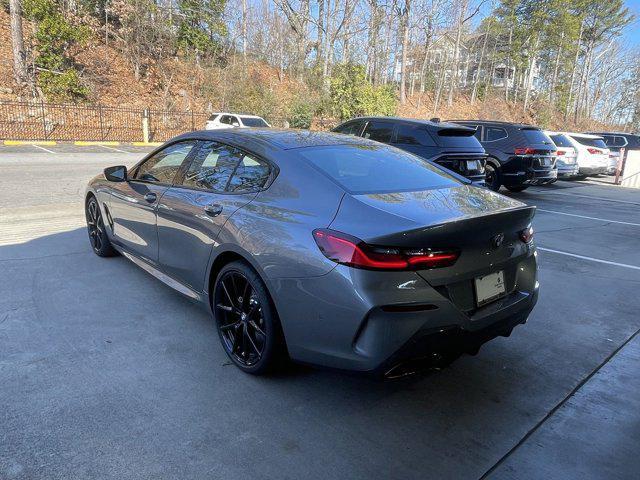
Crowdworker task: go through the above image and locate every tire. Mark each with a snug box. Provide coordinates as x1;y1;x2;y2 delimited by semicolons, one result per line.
484;163;501;191
213;260;286;375
505;185;529;192
85;196;117;257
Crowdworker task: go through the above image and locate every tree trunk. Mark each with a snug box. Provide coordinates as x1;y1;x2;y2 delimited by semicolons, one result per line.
471;28;489;104
565;20;584;120
241;0;247;59
399;0;410;105
9;0;27;85
447;0;468;107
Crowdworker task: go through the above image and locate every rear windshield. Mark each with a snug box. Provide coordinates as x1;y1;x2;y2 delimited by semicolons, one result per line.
572;136;607;149
208;114;219;121
521;128;553;145
435;128;483;148
240;116;269;127
550;134;572;148
298;144;459;194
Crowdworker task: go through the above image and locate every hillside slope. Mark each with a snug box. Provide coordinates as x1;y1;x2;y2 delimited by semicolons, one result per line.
0;8;607;132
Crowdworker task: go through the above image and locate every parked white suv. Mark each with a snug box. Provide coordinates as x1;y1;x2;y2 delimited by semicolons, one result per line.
545;131;579;179
205;113;270;130
565;133;610;177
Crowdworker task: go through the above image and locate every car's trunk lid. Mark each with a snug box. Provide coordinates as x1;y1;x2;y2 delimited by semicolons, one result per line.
329;185;536;303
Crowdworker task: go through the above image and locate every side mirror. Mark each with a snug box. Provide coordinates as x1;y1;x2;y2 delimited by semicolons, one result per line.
104;165;127;182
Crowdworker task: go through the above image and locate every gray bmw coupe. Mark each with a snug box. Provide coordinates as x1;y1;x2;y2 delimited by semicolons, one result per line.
85;129;538;376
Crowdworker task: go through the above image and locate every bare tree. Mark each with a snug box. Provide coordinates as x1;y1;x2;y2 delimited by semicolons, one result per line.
9;0;27;85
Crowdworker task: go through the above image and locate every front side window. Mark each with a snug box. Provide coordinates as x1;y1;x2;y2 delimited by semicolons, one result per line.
134;141;197;184
181;141;243;192
362;120;394;143
226;153;272;193
299;144;458;194
220;115;234;125
395;124;436;146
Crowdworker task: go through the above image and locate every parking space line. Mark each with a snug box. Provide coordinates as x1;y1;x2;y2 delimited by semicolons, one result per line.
98;144;129;154
537;209;640;227
538;247;640;271
529;189;640;206
32;144;56;154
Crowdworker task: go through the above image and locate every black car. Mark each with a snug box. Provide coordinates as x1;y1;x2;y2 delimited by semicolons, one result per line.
586;132;640;151
449;120;557;192
332;117;487;184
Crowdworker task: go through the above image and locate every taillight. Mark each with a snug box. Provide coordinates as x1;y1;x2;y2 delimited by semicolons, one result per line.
312;229;459;270
520;225;534;244
515;147;535;155
587;148;602;155
556;150;565;156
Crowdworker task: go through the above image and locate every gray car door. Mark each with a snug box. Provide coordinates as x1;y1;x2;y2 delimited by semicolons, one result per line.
156;140;273;292
107;140;198;266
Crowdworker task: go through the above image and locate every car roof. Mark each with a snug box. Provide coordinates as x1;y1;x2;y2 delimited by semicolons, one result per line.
340;116;474;131
449;119;539;129
211;112;264;118
175;128;378;150
565;132;603;139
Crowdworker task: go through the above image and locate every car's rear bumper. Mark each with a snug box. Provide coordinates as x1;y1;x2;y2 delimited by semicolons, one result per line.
579;166;607;175
271;250;538;372
557;165;579;177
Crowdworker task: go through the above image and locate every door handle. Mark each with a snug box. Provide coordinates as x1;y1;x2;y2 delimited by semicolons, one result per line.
144;192;157;203
204;204;223;217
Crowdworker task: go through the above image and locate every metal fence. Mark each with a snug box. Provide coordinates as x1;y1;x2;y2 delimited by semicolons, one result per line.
0;100;338;142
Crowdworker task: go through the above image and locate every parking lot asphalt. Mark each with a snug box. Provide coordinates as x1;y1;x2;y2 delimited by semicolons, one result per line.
1;146;639;480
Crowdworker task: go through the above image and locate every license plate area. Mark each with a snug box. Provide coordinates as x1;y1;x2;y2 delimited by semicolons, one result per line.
474;270;506;307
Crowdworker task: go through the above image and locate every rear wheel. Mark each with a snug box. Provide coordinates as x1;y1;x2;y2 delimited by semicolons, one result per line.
484;163;501;191
86;196;117;257
213;261;285;375
505;185;528;192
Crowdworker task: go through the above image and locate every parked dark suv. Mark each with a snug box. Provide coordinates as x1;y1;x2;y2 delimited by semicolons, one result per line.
449;120;557;192
332;117;486;184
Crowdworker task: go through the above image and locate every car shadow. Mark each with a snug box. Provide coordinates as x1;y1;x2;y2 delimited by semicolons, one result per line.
2;226;631;479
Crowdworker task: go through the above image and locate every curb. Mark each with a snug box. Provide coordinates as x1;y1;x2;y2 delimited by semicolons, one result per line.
74;141;121;146
4;140;57;146
132;142;163;147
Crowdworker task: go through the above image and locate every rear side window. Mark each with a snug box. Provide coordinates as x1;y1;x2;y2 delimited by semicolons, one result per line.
226;153;272;193
299;144;458;194
362;121;394;143
572;136;607;149
395;124;436;146
485;127;508;142
240;116;269;127
333;121;363;136
550;134;572;148
181;141;242;192
134;141;197;184
521;128;552;145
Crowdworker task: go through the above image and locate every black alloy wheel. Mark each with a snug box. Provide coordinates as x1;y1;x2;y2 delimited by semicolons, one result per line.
505;185;529;192
484;163;501;191
86;196;116;257
214;261;284;374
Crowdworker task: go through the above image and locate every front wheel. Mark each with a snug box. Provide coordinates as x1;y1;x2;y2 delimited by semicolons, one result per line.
484;163;501;191
505;185;529;192
213;261;286;375
86;196;117;257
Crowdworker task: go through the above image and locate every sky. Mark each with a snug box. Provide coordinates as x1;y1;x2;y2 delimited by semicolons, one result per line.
624;0;640;47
